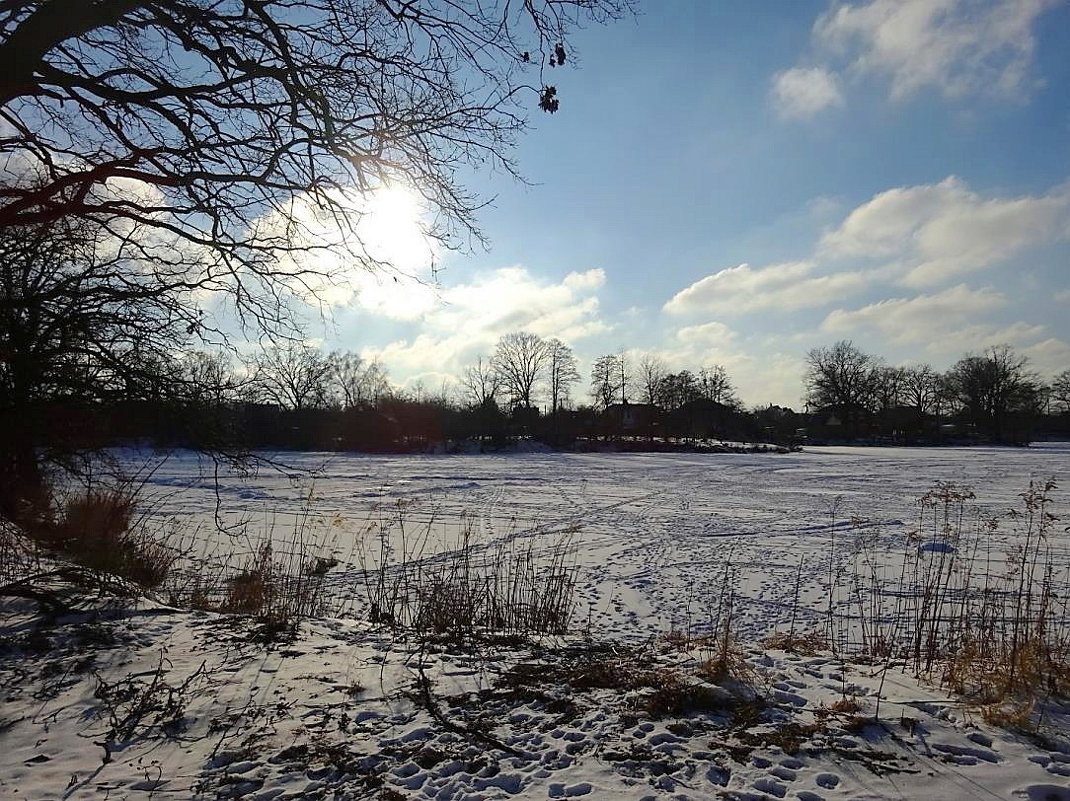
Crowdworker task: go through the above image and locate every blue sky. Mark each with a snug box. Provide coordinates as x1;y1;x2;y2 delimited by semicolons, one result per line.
322;0;1070;409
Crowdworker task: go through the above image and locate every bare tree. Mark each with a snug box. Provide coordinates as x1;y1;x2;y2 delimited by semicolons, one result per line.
330;351;388;409
251;341;335;410
493;332;548;410
874;366;907;411
903;364;938;414
1051;369;1070;414
179;350;243;407
698;365;739;408
460;356;501;409
0;0;630;332
659;370;701;411
590;354;622;411
546;339;580;414
804;341;880;428
635;354;667;406
947;345;1040;441
0;220;196;518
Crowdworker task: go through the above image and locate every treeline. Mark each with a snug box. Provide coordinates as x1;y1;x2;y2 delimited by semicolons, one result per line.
36;335;1070;458
804;341;1070;444
75;334;767;453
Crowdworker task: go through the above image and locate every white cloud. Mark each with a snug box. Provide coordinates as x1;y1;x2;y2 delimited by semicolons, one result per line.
815;0;1058;101
817;284;1065;366
563;268;607;291
770;67;845;119
773;0;1060;117
674;320;739;349
362;266;608;384
659;324;806;408
819;177;1070;286
932;321;1048;356
821;284;1007;343
1054;289;1070;304
1021;337;1070;376
256;184;440;312
663;262;869;316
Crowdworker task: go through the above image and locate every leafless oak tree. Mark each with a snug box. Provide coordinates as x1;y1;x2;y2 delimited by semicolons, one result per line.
589;353;621;411
460;355;501;409
330;351;388;409
0;219;195;516
250;341;334;409
698;365;739;408
635;354;666;406
0;0;630;331
947;345;1040;441
903;364;938;414
493;331;548;410
1051;369;1070;414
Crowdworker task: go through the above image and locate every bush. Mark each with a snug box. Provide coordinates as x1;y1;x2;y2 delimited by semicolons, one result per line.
34;487;176;590
219;540;331;628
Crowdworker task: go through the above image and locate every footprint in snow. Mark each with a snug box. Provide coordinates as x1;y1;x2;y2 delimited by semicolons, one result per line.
769;764;797;781
815;772;840;789
548;781;593;797
752;776;787;797
931;742;999;764
1022;785;1070;801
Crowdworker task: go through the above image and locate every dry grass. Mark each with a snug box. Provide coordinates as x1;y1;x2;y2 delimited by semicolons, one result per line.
30;486;177;590
807;478;1070;731
221;540;331;623
355;505;579;637
764;630;829;656
829;695;864;714
498;641;753;721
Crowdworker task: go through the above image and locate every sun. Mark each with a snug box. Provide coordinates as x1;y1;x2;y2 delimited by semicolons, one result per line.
358;184;436;275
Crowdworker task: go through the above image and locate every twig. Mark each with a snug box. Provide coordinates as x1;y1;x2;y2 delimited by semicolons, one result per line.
413;646;527;759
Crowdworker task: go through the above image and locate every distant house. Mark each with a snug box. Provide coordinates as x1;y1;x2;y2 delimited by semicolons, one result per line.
602;402;662;437
670;398;738;440
806;403;874;441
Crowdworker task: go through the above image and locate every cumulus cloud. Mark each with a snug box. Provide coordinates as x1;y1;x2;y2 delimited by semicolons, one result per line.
1021;337;1070;376
933;321;1049;357
674;320;739;349
362;266;609;383
658;323;806;408
819;177;1070;286
256;184;440;312
770;67;845;119
816;0;1057;101
819;282;1066;369
563;268;607;291
663;262;868;316
820;284;1008;343
774;0;1059;117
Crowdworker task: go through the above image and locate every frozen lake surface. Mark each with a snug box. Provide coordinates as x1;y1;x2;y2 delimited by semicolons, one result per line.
140;443;1070;640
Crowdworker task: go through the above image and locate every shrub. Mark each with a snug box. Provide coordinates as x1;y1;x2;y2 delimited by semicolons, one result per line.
34;487;177;590
220;540;330;626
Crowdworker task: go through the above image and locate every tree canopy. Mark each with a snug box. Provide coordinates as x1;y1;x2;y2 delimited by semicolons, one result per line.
0;0;630;330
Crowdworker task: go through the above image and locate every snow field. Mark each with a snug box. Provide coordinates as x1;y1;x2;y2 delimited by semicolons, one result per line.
139;444;1070;645
4;444;1068;800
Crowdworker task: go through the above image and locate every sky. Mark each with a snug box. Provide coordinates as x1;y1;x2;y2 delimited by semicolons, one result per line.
317;0;1070;409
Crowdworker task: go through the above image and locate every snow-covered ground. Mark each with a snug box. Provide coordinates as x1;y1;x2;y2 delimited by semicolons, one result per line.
139;442;1070;640
3;444;1069;800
